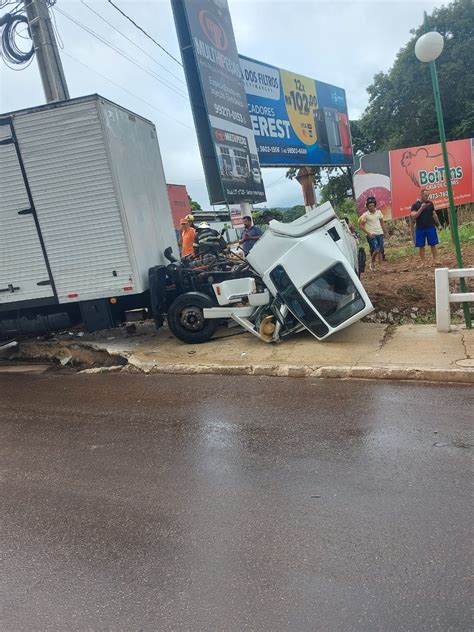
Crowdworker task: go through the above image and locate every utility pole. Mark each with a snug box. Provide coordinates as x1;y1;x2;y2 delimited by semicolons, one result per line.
23;0;69;102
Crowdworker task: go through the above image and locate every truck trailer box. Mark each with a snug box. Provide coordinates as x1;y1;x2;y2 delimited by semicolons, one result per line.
0;94;177;328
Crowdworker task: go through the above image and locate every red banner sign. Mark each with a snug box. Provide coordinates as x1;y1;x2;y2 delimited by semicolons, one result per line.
389;139;473;219
354;138;473;219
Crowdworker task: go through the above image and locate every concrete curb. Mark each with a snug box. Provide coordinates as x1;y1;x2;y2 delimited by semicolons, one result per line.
123;361;473;383
15;340;474;383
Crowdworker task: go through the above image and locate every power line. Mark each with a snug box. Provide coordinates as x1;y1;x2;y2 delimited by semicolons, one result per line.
107;0;183;67
62;49;194;132
265;174;287;188
54;6;188;101
55;6;187;99
80;0;186;87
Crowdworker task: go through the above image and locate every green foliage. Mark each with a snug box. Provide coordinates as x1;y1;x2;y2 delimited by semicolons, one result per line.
285;205;306;222
350;119;376;156
254;206;307;224
285;166;329;188
359;0;474;150
253;209;283;225
320;171;353;207
188;195;202;211
438;221;474;244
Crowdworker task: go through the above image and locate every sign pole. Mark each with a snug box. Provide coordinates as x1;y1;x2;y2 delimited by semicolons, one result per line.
428;60;471;328
240;201;253;220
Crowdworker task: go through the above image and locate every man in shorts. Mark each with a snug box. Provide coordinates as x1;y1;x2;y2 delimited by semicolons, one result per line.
411;189;441;266
358;196;389;271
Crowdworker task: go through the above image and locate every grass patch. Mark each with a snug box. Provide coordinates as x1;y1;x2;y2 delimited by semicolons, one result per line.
438;222;474;245
367;222;474;262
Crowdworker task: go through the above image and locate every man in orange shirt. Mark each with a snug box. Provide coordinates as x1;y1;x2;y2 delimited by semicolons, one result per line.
179;218;196;258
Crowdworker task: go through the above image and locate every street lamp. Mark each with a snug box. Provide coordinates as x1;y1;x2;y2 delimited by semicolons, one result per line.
415;31;471;328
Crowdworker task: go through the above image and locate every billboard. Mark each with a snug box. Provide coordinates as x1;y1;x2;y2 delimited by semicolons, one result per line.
354;138;474;219
229;206;245;227
239;55;353;167
171;0;266;205
353;151;392;218
389;139;473;219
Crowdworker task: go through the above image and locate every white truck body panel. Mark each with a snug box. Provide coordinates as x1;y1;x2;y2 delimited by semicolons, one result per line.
0;95;177;308
0;122;54;304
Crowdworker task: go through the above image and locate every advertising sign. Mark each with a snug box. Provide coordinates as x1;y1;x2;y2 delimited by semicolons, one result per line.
389;139;473;219
354;138;474;219
171;0;265;205
229;206;245;227
239;55;353;167
353;151;392;218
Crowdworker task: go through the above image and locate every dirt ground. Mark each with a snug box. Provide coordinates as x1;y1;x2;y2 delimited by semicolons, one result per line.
362;242;474;317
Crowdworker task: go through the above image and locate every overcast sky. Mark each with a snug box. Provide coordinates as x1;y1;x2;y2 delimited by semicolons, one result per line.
0;0;443;210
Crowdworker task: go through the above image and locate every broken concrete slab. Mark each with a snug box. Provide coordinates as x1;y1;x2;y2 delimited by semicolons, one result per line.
13;323;474;383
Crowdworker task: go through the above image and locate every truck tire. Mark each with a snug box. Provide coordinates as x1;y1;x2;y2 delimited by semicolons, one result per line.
167;292;218;344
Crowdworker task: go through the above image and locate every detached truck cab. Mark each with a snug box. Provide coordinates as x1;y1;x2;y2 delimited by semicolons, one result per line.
153;202;373;344
0;95;177;337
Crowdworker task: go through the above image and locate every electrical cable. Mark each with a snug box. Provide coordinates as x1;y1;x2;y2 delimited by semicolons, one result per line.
80;0;185;87
0;0;21;8
55;6;189;101
107;0;183;67
1;12;34;66
265;174;287;189
49;2;64;49
62;50;194;132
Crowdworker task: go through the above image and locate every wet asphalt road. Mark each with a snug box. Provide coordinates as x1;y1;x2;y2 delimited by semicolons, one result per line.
0;373;472;632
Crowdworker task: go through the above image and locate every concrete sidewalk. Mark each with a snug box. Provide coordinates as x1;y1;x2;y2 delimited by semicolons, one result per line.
16;322;474;383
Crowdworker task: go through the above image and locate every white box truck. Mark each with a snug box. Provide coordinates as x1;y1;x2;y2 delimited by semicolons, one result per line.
0;94;178;336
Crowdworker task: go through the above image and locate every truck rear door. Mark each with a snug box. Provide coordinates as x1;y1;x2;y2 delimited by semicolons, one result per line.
0;118;55;306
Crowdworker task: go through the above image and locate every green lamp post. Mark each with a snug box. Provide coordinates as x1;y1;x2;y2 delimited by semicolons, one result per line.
414;31;471;329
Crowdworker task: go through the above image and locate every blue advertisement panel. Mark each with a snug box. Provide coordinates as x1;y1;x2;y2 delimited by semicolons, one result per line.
239;55;354;167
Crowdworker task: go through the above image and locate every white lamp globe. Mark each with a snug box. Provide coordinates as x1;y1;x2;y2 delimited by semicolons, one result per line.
415;31;445;62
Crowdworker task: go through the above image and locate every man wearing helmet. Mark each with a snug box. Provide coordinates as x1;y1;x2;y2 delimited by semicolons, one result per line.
193;222;226;256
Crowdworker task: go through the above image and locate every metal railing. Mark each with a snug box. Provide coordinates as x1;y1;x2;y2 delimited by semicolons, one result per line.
435;267;474;332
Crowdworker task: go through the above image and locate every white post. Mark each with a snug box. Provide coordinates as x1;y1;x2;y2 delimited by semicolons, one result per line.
435;267;451;332
240;201;253;221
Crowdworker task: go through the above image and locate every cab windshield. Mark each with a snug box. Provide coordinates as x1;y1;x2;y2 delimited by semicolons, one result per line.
303;263;365;327
270;265;328;337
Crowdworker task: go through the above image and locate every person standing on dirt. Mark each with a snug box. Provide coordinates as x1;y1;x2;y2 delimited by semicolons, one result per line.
179;218;196;258
239;216;262;255
410;189;441;266
358;197;389;271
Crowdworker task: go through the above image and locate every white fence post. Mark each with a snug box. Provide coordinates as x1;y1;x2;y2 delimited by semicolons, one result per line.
435;268;451;332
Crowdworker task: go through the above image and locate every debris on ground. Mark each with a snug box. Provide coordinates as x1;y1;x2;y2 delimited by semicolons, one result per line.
0;340;18;356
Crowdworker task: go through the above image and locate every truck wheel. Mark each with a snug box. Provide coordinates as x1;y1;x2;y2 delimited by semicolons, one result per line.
167;292;218;344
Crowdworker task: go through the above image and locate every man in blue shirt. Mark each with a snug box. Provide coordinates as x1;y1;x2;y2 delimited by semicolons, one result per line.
239;215;262;255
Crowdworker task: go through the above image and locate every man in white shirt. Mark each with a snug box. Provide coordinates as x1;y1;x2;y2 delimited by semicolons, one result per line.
358;196;389;271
